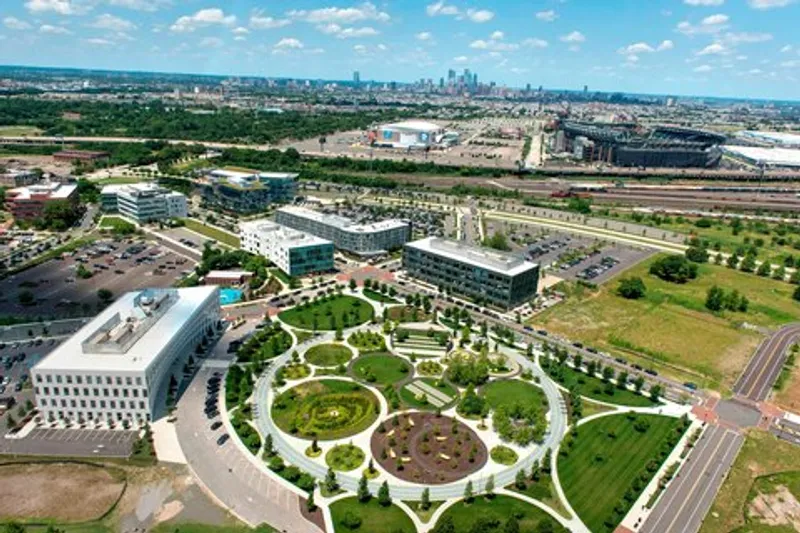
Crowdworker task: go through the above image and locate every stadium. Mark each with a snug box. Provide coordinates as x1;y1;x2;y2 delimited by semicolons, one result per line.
368;120;460;149
556;121;726;168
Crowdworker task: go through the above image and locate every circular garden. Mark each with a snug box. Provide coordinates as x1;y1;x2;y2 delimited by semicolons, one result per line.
271;379;380;440
305;343;353;367
370;412;487;484
326;443;366;472
351;354;412;386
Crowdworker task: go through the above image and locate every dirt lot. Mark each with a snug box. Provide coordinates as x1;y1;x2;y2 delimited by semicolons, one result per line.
0;462;125;521
0;154;73;177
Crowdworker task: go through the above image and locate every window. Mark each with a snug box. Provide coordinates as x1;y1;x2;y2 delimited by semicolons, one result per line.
116;377;122;386
56;375;62;384
99;400;106;409
126;377;132;386
53;387;60;396
46;375;52;383
80;400;86;408
109;401;116;409
66;375;72;384
76;376;82;384
139;401;145;409
73;388;79;396
70;399;76;408
123;389;129;398
90;400;96;408
135;377;142;386
133;389;139;398
43;387;50;395
93;388;99;396
86;376;92;384
35;375;43;383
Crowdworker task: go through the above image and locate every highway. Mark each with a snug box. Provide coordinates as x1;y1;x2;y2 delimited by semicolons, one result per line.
641;425;743;533
733;323;800;402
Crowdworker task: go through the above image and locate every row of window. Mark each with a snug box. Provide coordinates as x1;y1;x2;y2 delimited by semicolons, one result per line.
36;373;143;387
40;397;147;411
49;411;151;422
36;386;147;399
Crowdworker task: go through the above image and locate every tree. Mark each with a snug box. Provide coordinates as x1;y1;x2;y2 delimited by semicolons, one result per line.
434;516;456;533
617;277;646;299
97;288;113;303
17;291;34;306
705;286;725;312
420;487;431;510
685;246;709;264
484;474;495;498
740;253;757;273
633;376;645;393
464;480;474;502
263;433;274;457
306;489;317;512
357;473;371;502
378;480;392;506
5;415;15;430
515;468;527;490
650;384;663;402
794;285;800;302
325;467;339;493
4;523;25;533
757;261;772;277
504;517;521;533
349;278;357;291
484;232;511;252
649;255;698;284
341;511;361;530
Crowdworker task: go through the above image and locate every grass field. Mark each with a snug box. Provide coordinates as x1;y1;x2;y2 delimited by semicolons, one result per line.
363;289;400;304
701;431;800;533
398;377;458;410
559;413;685;532
436;495;567;532
509;472;572;520
94;177;150;186
533;254;800;389
481;379;547;411
304;343;353;367
330;496;415;533
325;444;366;472
0;125;42;136
183;218;240;248
545;362;657;407
351;354;411;385
279;295;374;331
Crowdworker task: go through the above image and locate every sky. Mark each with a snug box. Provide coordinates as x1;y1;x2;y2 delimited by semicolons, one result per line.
1;0;800;100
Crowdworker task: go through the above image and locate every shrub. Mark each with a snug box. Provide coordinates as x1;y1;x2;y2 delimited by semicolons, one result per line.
649;255;698;284
617;277;646;299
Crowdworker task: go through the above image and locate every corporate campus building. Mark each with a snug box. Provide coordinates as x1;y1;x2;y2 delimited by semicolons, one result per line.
240;219;334;277
4;182;79;221
201;169;298;214
403;237;540;309
32;286;221;427
101;183;188;223
276;206;411;256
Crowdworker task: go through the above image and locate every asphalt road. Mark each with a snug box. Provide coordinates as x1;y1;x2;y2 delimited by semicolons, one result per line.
733;323;800;402
641;425;743;533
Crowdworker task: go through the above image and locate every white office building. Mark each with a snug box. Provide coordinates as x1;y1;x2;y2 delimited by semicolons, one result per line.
101;183;188;223
32;286;220;427
276;206;411;256
240;219;334;277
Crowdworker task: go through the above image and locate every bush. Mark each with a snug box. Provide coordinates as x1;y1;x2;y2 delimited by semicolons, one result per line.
649;255;698;284
341;511;362;530
617;277;646;299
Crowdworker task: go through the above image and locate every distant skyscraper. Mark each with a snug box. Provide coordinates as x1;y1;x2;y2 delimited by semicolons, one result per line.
583;84;588;93
473;73;478;87
447;69;456;84
353;71;360;84
439;77;445;88
464;68;471;86
526;83;532;93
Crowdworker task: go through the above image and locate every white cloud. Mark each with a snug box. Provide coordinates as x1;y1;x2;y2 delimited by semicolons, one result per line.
560;31;585;43
466;9;494;23
684;0;724;5
522;37;548;48
353;43;367;54
693;64;713;72
170;8;236;33
274;37;303;49
25;0;80;15
288;3;390;24
90;14;136;32
453;55;469;63
697;42;728;55
748;0;794;9
702;13;729;25
199;36;223;48
249;14;290;30
535;10;557;22
723;31;772;44
107;0;169;12
415;31;432;41
335;26;378;38
780;44;793;53
426;1;460;17
232;26;249;35
39;24;72;34
469;38;518;51
658;39;675;51
3;17;32;31
620;42;655;54
85;37;113;45
490;30;504;40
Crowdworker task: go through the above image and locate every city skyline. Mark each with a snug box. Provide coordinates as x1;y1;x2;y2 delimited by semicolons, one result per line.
1;0;800;101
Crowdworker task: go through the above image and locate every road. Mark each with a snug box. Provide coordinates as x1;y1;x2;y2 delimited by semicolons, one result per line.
733;323;800;402
641;425;743;533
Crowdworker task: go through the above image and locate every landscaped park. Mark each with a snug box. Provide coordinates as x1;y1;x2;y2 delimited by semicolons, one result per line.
219;286;693;532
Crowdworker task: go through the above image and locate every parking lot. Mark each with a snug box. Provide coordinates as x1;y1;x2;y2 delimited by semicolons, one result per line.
0;426;137;457
0;238;193;319
159;227;214;251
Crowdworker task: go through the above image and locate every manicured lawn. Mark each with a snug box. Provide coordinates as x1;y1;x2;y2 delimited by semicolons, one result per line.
330;497;415;533
398;377;458;410
490;445;518;465
325;443;366;472
281;363;311;380
533;254;800;389
183;218;241;248
436;495;567;532
351;354;412;385
0;125;42;136
94;176;149;186
99;216;137;235
559;413;687;532
544;361;658;408
363;289;400;304
701;431;800;533
304;343;353;367
271;379;380;440
482;379;547;411
509;473;572;520
279;295;374;331
387;306;433;323
348;331;386;352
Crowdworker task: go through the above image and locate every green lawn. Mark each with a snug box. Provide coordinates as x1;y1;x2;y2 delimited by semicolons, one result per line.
363;289;400;304
94;177;149;186
351;354;412;385
490;445;519;465
435;495;567;532
330;497;415;533
481;379;547;411
559;413;687;532
271;379;380;440
0;125;42;136
183;218;240;248
325;443;366;472
544;361;658;407
398;377;458;410
509;473;571;520
279;295;374;331
304;343;353;367
99;216;137;235
534;254;800;389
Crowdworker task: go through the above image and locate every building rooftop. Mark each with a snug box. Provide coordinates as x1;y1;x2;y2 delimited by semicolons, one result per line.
205;270;253;280
278;206;409;233
406;237;538;277
7;182;77;201
738;131;800;147
240;219;332;248
722;145;800;168
208;169;298;188
101;182;176;196
33;286;218;373
381;120;443;132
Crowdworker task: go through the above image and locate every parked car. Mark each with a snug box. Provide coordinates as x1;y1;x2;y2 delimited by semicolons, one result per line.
216;434;230;446
210;421;223;431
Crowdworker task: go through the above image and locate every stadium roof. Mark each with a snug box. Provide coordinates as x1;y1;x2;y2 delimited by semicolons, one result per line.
722;145;800;168
381;120;443;132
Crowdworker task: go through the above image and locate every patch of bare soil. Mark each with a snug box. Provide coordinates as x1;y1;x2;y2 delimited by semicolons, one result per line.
748;485;800;529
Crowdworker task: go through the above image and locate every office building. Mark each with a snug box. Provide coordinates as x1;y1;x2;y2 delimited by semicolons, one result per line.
240;219;334;277
4;182;78;220
32;286;221;427
0;169;39;188
403;237;539;309
101;183;188;223
353;71;360;84
52;150;110;164
202;169;297;214
276;206;410;256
